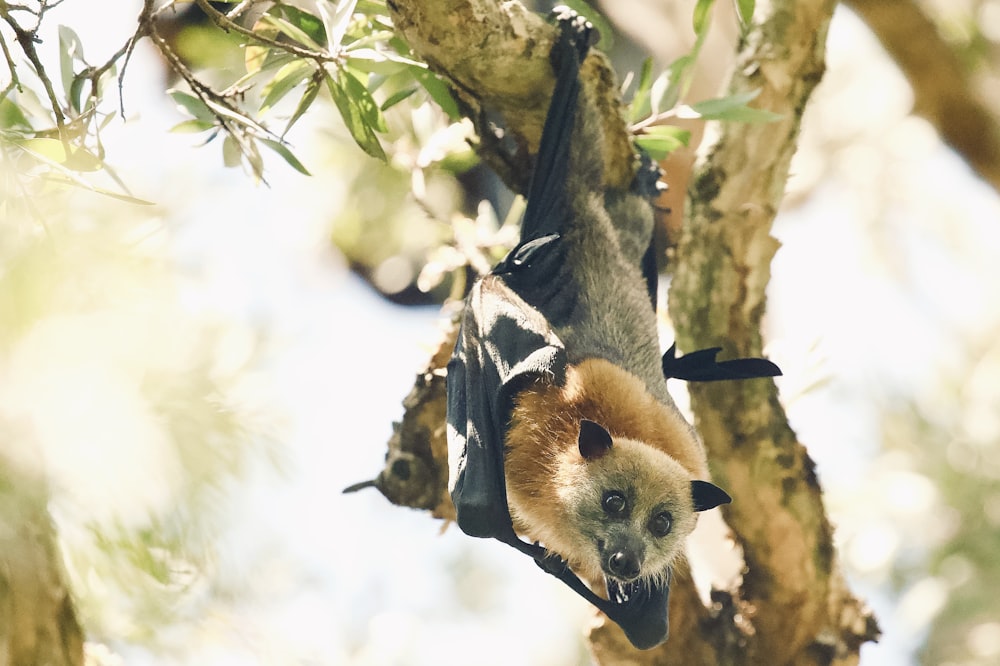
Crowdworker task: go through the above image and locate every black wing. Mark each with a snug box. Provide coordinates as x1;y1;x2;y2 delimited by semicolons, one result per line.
661;342;782;382
447;276;566;542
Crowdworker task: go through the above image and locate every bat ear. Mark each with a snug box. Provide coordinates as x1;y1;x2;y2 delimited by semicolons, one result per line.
578;419;613;460
691;480;732;512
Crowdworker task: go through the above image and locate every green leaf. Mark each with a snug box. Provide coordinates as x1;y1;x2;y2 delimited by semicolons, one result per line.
222;135;243;168
258;13;324;52
0;97;32;131
168;90;215;122
628;58;655;123
657;54;693;113
408;65;459;120
260;138;311;176
339;69;387;132
69;76;88;114
325;69;386;160
260;60;315;115
734;0;755;27
58;25;85;108
380;87;417;112
170;119;216;134
16;137;102;172
635;125;691;160
283;76;322;137
202;97;271;136
321;0;359;50
347;48;420;76
693;0;717;37
688;89;782;123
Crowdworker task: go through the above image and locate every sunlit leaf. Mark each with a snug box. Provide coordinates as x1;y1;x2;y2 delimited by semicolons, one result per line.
258;13;324;52
325;68;386;160
58;25;85;110
380;87;417;112
693;0;717;36
168;90;215;122
734;0;755;27
686;89;783;123
408;65;459;120
222;135;242;168
245;15;280;76
202;97;271;136
347;48;422;76
170;119;216;134
260;60;315;115
656;54;693;113
260;138;311;176
339;69;387;132
69;76;88;115
322;0;359;50
0;97;32;131
245;44;269;76
17;137;102;172
628;58;655;123
635;125;691;160
283;76;322;137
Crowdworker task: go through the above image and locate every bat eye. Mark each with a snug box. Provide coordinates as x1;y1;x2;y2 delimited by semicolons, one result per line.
602;490;626;515
649;511;673;537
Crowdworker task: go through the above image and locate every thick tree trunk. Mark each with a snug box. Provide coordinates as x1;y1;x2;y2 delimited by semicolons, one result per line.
669;3;880;661
371;0;880;662
0;457;84;666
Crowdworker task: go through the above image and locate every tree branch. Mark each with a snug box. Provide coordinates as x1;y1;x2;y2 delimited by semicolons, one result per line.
843;0;1000;194
668;0;878;664
387;0;637;192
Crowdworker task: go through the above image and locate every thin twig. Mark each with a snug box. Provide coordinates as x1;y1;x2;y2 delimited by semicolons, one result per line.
0;29;21;98
193;0;335;64
0;6;68;140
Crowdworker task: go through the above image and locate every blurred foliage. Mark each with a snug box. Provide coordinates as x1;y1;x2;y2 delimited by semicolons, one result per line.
880;340;1000;665
0;155;279;654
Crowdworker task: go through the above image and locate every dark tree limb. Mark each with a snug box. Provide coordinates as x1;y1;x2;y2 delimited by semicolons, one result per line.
844;0;1000;195
0;457;84;666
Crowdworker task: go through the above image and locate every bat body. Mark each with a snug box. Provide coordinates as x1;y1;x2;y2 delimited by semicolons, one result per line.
446;9;779;650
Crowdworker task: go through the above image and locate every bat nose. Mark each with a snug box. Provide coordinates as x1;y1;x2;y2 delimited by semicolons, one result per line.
607;550;641;580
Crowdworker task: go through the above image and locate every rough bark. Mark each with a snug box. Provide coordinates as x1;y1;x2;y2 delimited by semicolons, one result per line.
386;0;637;191
0;457;84;666
669;0;878;664
844;0;1000;196
365;0;880;663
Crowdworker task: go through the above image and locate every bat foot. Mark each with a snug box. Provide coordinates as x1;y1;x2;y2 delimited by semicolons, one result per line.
536;551;571;576
633;152;666;198
550;7;598;62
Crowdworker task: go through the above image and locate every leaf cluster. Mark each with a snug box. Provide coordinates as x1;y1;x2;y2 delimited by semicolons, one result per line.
626;0;780;160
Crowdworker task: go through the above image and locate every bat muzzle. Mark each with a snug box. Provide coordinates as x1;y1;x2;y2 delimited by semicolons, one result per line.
598;533;645;582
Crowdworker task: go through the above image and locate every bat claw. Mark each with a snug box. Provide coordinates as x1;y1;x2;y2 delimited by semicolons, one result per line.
550;6;598;59
633;152;665;198
536;552;570;575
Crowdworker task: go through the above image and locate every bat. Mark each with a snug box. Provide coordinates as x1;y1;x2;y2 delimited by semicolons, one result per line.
445;7;780;650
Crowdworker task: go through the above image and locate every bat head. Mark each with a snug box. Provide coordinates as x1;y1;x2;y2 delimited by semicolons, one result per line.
557;419;730;586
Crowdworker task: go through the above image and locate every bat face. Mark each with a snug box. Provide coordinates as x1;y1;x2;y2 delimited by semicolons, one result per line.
558;428;701;586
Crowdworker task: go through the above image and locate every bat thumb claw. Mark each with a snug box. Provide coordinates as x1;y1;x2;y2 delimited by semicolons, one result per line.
342;479;379;494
